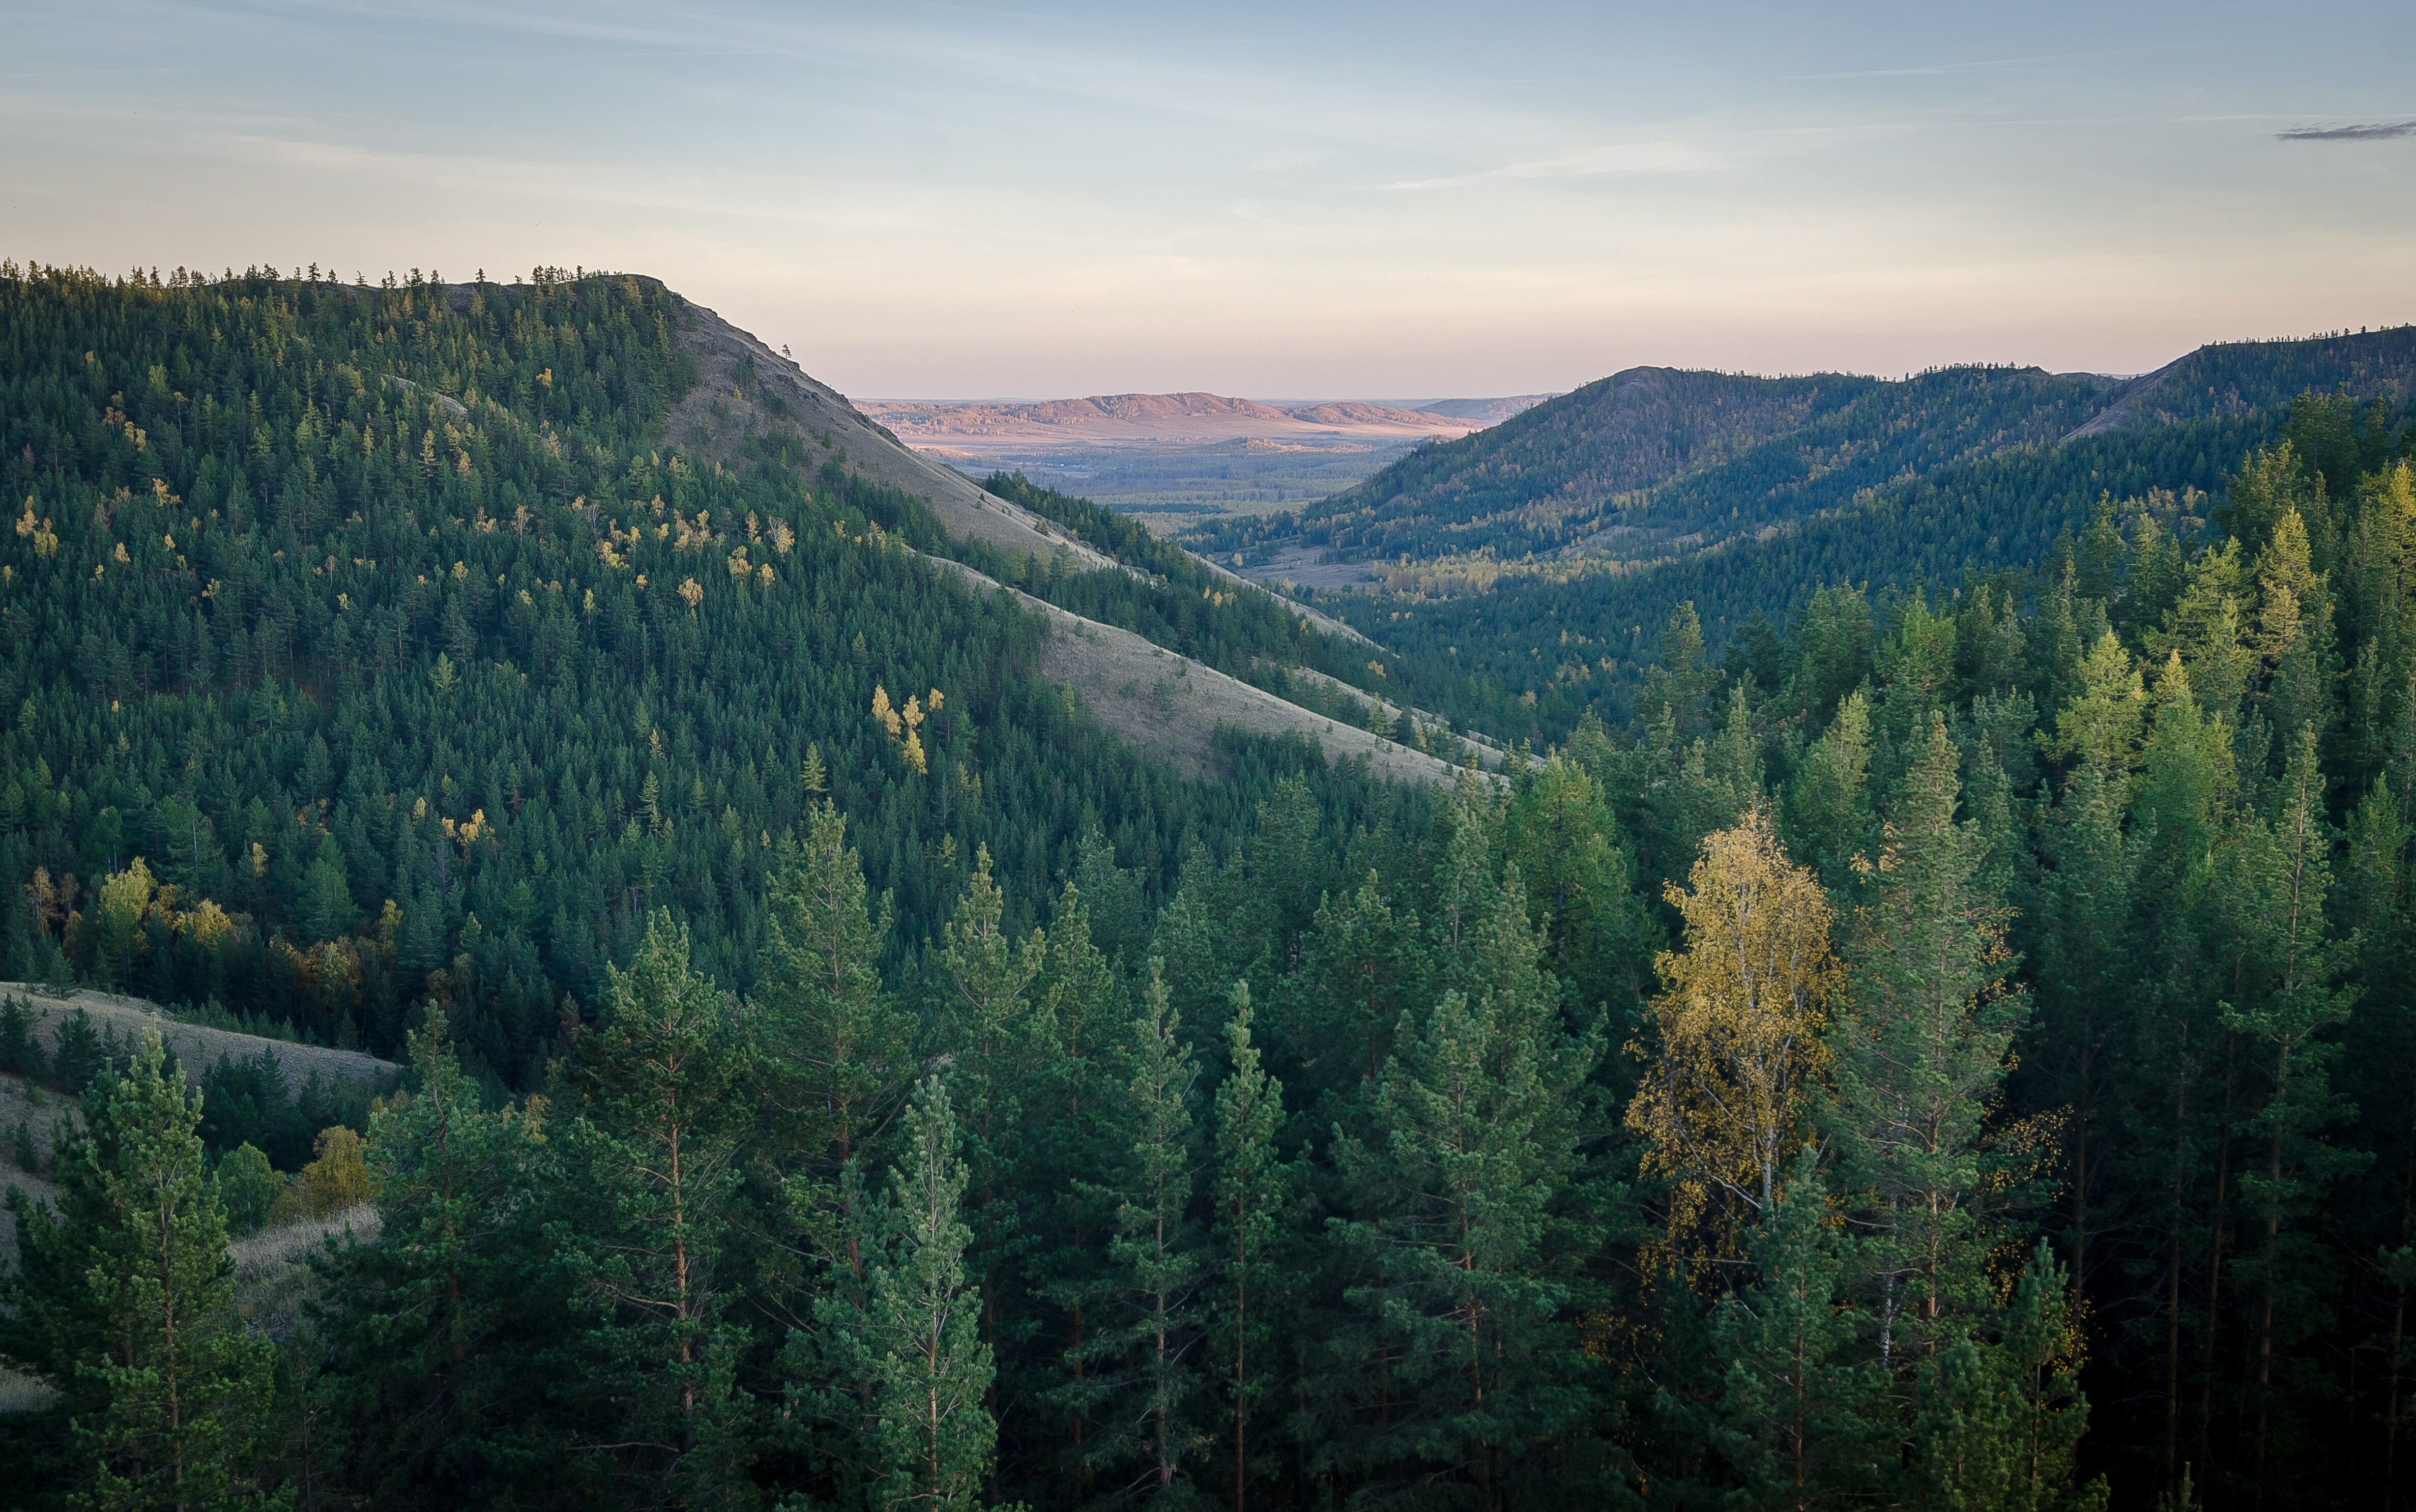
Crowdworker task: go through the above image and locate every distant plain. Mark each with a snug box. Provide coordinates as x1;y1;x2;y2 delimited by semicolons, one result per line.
857;391;1551;532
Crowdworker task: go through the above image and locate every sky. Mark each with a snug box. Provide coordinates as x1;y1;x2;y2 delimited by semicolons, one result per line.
3;1;2412;398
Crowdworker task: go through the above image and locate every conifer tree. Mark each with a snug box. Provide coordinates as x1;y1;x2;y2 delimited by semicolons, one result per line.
2216;725;2361;1498
567;909;755;1505
1910;1243;2107;1512
2031;761;2133;1292
1827;716;2028;1362
930;847;1046;1391
320;1006;565;1502
1706;1149;1883;1511
1784;687;1874;892
1501;751;1657;1022
2248;509;2337;763
1298;872;1429;1103
4;1028;278;1510
1328;870;1595;1509
822;1075;1000;1512
1023;882;1123;1484
1211;981;1292;1511
759;802;918;1264
1064;962;1207;1499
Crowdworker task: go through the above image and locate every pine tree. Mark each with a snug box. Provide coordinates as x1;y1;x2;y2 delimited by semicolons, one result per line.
3;1027;278;1510
1211;981;1293;1511
1023;881;1123;1486
1501;751;1657;1023
824;1075;1001;1512
1063;962;1208;1499
930;846;1046;1407
2031;760;2133;1295
1327;871;1596;1509
566;909;755;1506
2216;725;2362;1498
1706;1149;1884;1511
1783;687;1874;892
318;1006;564;1504
1299;871;1430;1103
1826;716;2029;1362
759;801;917;1261
1911;1242;2107;1512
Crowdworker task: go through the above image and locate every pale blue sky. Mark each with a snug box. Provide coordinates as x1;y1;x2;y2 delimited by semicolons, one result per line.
4;1;2410;396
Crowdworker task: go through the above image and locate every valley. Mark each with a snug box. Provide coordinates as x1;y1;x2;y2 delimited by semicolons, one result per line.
2;265;2411;1512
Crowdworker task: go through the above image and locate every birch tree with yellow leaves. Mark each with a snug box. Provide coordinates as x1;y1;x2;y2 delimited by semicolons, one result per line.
1630;804;1839;1255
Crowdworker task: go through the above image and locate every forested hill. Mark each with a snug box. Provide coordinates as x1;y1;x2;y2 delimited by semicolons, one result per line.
0;264;1445;1091
1198;326;2416;575
1188;327;2416;745
1190;363;2117;565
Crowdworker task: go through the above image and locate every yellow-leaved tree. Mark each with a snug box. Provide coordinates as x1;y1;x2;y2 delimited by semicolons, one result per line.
1629;804;1837;1258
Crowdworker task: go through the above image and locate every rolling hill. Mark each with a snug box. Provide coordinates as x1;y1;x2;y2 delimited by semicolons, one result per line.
1185;326;2416;739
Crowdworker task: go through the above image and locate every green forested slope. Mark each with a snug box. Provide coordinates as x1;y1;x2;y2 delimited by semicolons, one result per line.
0;266;1423;1086
1198;363;2124;566
1232;332;2416;748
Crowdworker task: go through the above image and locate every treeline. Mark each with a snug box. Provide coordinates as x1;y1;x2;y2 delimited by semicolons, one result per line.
0;266;1419;1088
1356;406;2289;742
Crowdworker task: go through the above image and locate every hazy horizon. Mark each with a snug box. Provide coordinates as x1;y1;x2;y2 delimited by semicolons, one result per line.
5;1;2411;398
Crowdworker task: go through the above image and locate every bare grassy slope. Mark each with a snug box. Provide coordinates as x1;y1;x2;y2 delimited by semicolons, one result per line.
669;297;1378;647
667;300;1120;571
0;985;395;1091
923;558;1460;785
666;297;1431;778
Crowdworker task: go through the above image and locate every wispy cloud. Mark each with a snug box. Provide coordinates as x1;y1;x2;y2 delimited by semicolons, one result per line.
2277;120;2416;141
